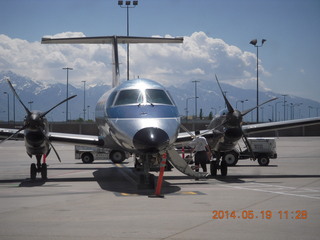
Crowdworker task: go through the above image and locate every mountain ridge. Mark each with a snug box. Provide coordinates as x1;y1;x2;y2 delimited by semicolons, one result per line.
1;71;319;122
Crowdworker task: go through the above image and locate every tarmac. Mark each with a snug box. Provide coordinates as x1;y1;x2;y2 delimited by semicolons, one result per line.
0;137;319;240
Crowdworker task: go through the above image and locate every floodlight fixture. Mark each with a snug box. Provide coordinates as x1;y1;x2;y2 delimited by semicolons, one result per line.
250;38;267;122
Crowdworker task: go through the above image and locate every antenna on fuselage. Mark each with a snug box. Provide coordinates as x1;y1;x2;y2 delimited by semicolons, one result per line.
42;35;183;87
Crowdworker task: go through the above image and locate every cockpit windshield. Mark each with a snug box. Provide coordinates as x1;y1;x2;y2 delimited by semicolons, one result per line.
114;89;173;106
114;89;143;106
145;89;173;105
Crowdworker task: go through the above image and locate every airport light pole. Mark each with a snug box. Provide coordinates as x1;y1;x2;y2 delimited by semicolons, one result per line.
275;101;282;121
250;39;266;123
3;92;9;123
241;99;248;111
308;106;313;118
87;105;90;120
236;100;241;110
290;103;302;120
185;97;197;121
81;80;86;121
236;99;248;111
13;92;15;124
118;0;139;80
282;94;287;121
192;80;200;119
268;104;274;122
28;101;33;110
63;67;73;122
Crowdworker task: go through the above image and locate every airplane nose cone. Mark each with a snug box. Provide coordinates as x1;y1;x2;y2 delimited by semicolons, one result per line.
133;127;169;153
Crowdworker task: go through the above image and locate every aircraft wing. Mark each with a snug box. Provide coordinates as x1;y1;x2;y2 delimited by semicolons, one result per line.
0;128;105;146
175;129;215;145
174;117;320;145
242;117;320;135
41;36;183;44
48;132;104;146
0;128;25;140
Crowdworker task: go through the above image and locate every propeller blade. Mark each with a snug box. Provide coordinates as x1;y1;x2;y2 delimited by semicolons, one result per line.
241;97;278;117
180;124;196;138
5;78;31;115
0;125;26;144
40;130;61;162
47;139;61;162
215;75;234;113
198;120;227;137
40;95;77;118
185;118;229;138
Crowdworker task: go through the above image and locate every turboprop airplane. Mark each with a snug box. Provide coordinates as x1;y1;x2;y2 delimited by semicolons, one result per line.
1;34;320;188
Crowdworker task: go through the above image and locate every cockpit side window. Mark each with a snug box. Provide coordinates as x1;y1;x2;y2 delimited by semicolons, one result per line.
114;89;143;106
106;91;117;107
145;89;173;105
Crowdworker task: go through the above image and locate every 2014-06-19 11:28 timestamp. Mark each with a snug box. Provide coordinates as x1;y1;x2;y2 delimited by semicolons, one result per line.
212;210;308;220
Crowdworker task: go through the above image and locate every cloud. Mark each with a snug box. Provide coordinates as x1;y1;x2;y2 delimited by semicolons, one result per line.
0;31;270;90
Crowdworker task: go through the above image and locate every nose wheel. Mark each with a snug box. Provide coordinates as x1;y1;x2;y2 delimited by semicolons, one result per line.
30;154;47;180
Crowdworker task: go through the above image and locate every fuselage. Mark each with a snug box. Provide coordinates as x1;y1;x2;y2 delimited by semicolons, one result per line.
95;78;181;154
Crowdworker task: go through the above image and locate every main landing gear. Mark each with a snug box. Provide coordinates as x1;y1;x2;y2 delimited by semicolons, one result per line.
210;152;228;177
30;154;47;180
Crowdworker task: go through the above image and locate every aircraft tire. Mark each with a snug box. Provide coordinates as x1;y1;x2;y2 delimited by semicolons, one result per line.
30;163;37;180
110;150;125;163
221;160;228;176
223;151;238;166
210;161;217;176
258;156;270;166
41;163;47;180
149;174;155;189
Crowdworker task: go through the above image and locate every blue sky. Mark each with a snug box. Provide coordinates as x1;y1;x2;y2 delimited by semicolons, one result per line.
1;0;320;102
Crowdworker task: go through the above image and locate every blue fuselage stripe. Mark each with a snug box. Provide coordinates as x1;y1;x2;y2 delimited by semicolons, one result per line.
107;105;179;118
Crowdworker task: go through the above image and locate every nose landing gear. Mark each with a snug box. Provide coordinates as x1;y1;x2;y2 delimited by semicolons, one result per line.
30;154;47;180
210;152;228;177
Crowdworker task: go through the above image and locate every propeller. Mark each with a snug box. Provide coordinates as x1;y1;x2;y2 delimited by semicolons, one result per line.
214;75;278;160
1;78;77;162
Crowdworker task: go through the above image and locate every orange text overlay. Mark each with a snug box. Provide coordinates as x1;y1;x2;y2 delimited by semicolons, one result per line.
212;210;308;220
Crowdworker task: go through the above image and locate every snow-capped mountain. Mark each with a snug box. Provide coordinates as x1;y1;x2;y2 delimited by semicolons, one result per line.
0;71;319;122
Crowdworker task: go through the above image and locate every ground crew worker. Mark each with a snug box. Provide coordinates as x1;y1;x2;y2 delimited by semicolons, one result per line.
188;130;211;173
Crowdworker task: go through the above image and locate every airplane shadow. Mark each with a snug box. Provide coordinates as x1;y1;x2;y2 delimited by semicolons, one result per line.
92;167;181;196
3;167;181;195
2;170;319;193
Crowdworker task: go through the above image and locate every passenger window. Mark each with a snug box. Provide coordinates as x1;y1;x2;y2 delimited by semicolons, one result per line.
114;89;143;105
145;89;173;105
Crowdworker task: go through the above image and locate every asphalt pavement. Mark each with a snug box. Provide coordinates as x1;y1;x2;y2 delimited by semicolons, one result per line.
0;137;319;240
